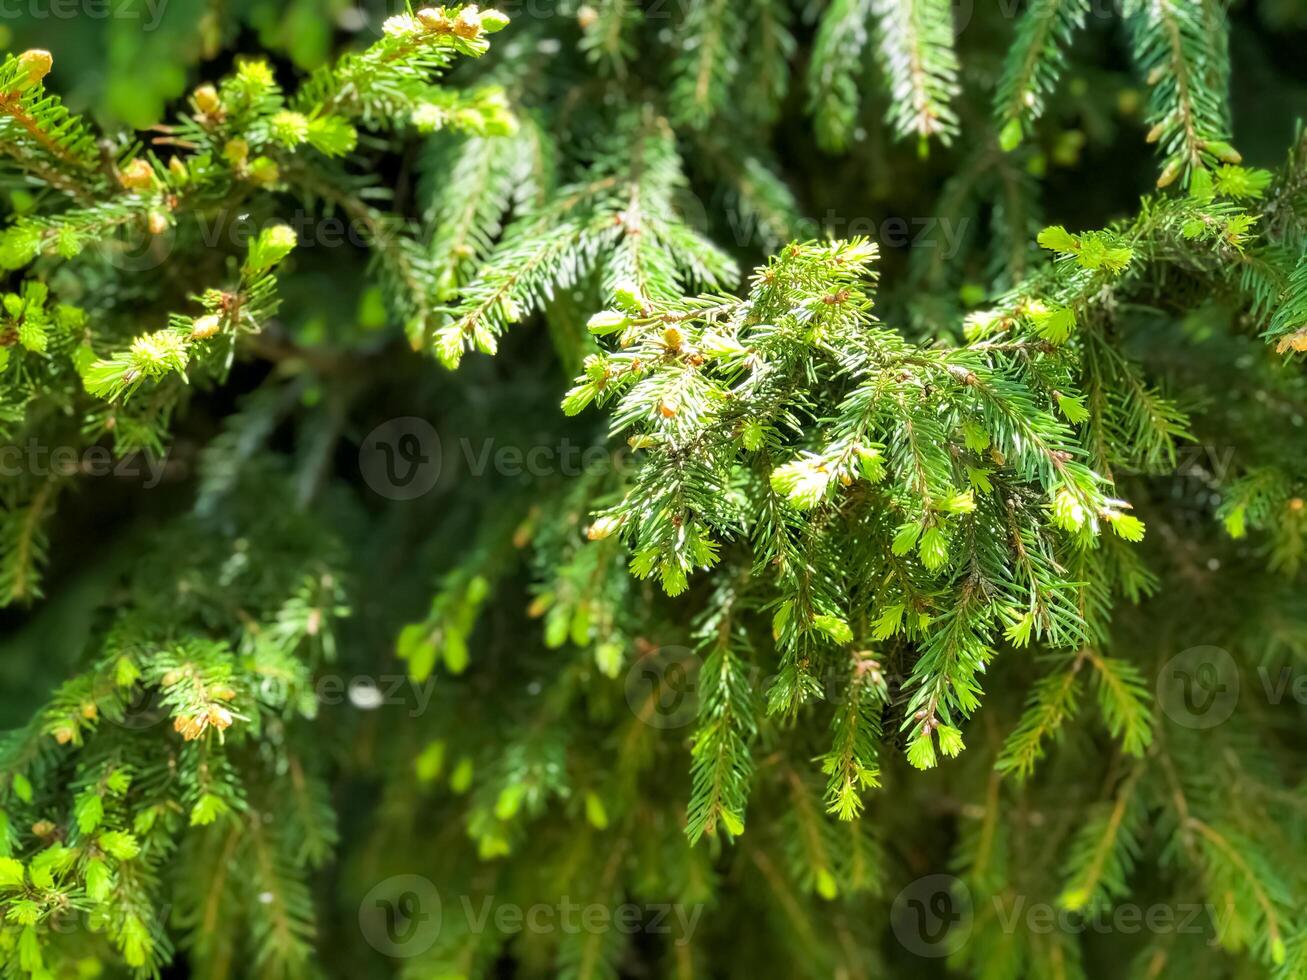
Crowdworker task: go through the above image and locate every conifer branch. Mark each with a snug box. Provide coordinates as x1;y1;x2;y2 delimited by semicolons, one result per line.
1127;0;1233;186
808;0;875;151
1;7;1304;978
872;0;961;143
994;0;1090;148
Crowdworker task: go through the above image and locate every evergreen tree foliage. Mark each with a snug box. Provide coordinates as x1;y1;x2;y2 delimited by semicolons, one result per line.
1;2;1306;978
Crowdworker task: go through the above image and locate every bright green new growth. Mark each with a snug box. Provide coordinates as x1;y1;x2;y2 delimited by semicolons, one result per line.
569;238;1130;777
0;9;511;607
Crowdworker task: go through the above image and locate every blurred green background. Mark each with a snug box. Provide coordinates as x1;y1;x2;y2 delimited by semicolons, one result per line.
0;0;383;128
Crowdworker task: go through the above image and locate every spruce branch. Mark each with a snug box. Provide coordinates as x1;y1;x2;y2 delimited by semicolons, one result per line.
872;0;961;144
1127;0;1234;186
993;0;1090;149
